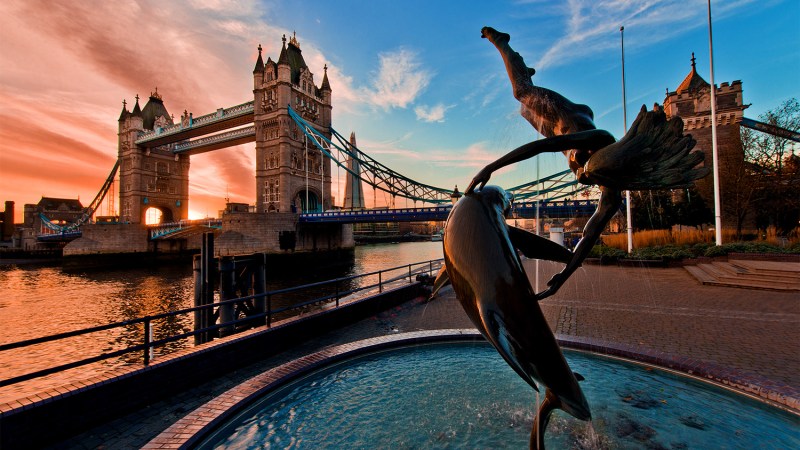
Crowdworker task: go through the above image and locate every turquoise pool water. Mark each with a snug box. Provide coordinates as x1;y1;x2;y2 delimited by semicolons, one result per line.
200;343;799;449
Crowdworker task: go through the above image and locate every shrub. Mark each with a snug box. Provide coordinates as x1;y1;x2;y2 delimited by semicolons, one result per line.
703;246;728;258
589;245;626;259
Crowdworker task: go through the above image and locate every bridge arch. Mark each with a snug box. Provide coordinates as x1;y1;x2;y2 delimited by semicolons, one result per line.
293;187;322;213
142;203;176;225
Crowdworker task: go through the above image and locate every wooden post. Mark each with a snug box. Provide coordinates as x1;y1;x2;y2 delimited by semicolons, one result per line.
192;255;204;345
219;256;236;337
253;253;267;319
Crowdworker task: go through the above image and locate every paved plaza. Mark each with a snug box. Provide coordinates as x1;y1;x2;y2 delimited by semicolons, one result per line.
48;261;799;449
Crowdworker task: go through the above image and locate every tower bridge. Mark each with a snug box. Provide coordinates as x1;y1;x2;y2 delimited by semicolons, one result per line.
22;36;798;262
55;32;602;261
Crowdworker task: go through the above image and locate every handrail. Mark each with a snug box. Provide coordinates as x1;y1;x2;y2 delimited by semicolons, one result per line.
0;259;443;388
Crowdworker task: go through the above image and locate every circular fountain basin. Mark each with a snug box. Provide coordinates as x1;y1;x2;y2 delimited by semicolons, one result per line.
194;338;798;449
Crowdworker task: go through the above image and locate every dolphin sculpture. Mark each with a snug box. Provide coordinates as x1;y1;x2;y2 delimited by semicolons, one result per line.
436;185;588;449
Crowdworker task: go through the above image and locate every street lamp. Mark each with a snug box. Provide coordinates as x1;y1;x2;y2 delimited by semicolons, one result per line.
450;185;462;205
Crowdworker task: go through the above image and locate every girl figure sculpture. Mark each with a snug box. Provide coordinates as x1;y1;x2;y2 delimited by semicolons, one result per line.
469;27;708;300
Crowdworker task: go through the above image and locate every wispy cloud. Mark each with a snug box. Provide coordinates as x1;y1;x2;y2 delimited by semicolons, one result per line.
363;49;432;110
534;0;757;69
414;103;455;122
0;0;277;218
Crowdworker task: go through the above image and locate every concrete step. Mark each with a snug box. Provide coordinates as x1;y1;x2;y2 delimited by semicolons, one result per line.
701;278;800;292
711;266;800;286
685;261;800;292
729;260;800;276
684;265;716;284
710;261;747;276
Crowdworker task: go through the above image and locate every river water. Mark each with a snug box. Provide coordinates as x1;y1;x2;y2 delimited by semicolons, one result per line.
0;242;443;393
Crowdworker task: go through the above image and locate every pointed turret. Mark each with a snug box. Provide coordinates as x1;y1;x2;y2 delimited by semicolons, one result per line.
253;44;264;72
253;44;265;88
274;31;308;84
676;53;710;94
131;94;142;117
141;88;173;130
118;99;130;122
278;34;289;65
321;64;331;91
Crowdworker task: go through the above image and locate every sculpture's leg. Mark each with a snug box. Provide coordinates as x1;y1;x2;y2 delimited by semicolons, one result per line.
467;130;615;193
535;186;623;300
481;26;535;101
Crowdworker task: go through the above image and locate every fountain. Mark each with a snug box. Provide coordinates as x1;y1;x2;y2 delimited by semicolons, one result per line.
195;340;798;449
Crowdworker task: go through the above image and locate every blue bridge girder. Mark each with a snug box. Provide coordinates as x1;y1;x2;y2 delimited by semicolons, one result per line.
299;199;599;224
37;231;82;242
148;220;223;240
511;199;598;219
300;206;453;224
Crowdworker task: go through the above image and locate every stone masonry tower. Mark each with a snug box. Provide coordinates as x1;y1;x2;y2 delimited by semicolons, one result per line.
663;53;748;225
253;33;333;213
117;91;190;223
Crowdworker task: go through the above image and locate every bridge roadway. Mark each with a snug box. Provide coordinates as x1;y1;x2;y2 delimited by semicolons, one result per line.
146;199;600;239
299;200;598;224
39;200;601;241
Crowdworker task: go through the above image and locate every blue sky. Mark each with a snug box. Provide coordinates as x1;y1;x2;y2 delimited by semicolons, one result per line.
1;0;798;219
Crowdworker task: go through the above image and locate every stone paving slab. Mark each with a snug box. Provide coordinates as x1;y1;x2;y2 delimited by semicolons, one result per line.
46;260;800;449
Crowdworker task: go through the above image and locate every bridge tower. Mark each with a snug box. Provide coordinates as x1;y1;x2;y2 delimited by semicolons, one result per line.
663;53;748;225
253;33;333;213
117;91;190;223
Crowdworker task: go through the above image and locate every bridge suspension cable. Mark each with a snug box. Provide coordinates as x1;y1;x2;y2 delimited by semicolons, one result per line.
505;169;590;202
288;105;590;206
288;106;454;204
40;159;120;233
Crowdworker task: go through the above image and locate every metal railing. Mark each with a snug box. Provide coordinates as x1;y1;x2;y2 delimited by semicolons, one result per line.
0;259;443;388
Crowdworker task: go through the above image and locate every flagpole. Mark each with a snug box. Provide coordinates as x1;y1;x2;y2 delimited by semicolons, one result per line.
707;0;723;245
621;26;633;253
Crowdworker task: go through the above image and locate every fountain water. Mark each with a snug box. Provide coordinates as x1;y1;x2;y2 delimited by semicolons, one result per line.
196;341;798;449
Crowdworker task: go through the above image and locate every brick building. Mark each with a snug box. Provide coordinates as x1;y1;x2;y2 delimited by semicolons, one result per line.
663;53;748;227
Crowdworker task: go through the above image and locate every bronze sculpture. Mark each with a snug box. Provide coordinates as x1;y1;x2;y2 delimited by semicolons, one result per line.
435;27;710;449
468;26;708;300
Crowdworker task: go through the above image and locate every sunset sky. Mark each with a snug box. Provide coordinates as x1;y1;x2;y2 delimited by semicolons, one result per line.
1;0;798;222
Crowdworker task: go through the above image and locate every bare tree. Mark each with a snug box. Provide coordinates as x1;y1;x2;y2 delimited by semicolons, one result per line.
744;98;800;236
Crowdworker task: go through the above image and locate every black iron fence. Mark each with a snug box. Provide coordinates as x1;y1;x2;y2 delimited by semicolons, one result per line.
0;259;443;388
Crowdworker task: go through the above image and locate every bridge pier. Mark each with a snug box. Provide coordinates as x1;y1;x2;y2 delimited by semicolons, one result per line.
215;211;353;257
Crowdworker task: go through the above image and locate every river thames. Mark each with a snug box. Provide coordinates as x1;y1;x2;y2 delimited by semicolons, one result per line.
0;241;443;391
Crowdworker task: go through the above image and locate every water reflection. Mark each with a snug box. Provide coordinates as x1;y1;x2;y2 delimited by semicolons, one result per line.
0;242;443;379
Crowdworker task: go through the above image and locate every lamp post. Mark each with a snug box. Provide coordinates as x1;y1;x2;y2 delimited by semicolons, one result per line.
450;185;462;204
621;26;634;253
708;0;723;245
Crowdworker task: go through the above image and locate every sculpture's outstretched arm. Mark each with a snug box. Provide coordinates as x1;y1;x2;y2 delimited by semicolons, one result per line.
466;130;615;194
534;186;622;300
